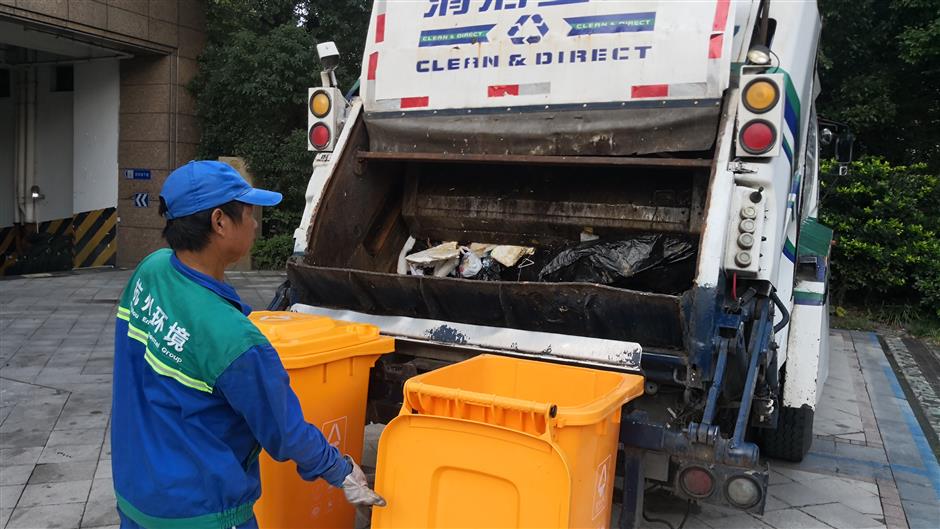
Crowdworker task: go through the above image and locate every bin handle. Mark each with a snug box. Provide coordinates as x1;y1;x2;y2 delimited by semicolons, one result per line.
405;383;554;415
552;377;646;427
404;382;557;437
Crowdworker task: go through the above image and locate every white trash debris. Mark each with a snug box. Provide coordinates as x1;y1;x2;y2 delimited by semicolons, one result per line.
468;243;497;258
405;242;460;265
490;245;535;267
397;236;417;275
458;247;483;278
405;242;461;277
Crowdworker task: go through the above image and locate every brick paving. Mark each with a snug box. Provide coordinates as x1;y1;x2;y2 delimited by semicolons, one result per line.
0;269;284;529
2;269;939;529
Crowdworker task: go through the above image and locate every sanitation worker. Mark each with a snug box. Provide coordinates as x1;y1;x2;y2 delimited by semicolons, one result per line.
111;160;385;529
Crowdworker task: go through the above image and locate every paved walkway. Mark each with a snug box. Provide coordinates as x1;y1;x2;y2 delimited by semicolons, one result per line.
882;334;940;461
0;269;282;529
2;269;938;529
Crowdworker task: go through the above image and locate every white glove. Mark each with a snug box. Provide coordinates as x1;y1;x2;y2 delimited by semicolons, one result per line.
341;455;387;507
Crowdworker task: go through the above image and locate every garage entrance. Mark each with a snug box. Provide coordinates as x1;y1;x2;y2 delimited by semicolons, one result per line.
1;20;125;274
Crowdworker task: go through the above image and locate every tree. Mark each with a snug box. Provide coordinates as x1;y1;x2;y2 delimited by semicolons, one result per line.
189;0;371;266
817;0;940;167
300;0;372;90
820;158;940;316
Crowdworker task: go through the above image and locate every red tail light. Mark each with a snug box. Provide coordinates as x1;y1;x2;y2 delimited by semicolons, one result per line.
739;120;776;155
309;123;331;149
726;475;762;508
679;466;715;498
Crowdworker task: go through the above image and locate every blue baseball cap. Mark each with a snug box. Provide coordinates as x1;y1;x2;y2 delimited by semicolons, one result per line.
160;161;282;220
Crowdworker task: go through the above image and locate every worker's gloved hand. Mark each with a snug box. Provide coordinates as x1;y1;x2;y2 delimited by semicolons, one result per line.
341;455;387;507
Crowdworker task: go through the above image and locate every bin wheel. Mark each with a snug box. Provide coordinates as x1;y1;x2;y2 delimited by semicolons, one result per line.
758;406;814;462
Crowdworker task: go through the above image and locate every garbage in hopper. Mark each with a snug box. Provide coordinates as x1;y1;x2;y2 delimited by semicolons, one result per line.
490;245;536;267
401;240;535;280
404;241;460;277
538;235;695;286
458;247;482;278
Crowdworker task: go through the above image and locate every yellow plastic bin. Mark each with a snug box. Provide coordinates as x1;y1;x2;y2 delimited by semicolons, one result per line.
248;311;394;529
371;354;645;529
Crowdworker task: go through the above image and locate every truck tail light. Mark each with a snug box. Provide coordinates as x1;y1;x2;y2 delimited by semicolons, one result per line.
310;91;331;118
307;87;345;152
739;120;777;155
742;79;779;113
679;466;715;498
309;123;331;149
726;475;762;508
735;72;785;158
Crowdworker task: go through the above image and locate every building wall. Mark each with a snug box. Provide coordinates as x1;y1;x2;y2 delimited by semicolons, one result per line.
0;1;192;55
116;1;205;267
73;59;119;215
34;65;74;223
1;0;207;267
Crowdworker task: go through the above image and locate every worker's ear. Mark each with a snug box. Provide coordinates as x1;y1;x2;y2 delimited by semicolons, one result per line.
211;208;226;236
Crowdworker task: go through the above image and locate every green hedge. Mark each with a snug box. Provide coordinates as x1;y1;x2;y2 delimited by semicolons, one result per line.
821;158;940;317
252;234;294;270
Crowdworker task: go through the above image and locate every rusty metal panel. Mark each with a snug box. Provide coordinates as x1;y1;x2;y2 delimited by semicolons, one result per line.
357;152;713;169
401;166;704;243
364;105;721;157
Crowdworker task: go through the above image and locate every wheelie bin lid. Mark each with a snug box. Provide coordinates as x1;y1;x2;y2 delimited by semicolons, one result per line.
249;311;394;369
403;354;645;434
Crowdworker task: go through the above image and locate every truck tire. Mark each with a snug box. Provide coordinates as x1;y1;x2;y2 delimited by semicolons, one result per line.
759;406;814;462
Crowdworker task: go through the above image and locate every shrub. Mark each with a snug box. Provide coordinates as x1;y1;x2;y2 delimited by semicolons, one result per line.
821;157;940;316
252;234;294;270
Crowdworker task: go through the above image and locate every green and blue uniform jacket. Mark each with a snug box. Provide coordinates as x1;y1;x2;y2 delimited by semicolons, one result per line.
112;249;350;529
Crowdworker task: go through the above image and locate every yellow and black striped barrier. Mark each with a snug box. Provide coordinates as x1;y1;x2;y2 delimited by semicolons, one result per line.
37;217;74;244
0;206;117;275
0;226;17;274
71;207;117;269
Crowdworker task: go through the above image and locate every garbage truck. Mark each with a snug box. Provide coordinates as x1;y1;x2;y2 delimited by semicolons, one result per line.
276;0;845;526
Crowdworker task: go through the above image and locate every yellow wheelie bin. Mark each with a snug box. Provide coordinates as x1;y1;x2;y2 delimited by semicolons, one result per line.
248;311;394;529
371;354;645;529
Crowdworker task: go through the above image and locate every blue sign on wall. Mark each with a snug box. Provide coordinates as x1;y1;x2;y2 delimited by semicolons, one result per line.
123;169;151;180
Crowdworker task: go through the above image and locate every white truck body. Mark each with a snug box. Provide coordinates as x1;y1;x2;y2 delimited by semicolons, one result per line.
289;0;832;522
361;0;732;110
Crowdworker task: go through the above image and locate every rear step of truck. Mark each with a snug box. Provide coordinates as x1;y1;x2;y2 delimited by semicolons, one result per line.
291;303;643;372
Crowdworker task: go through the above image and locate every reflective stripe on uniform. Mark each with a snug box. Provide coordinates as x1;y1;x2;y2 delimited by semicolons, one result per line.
144;347;213;393
118;306;214;394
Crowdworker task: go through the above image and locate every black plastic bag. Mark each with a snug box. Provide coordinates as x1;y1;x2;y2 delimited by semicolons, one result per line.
476;257;503;281
538;236;695;287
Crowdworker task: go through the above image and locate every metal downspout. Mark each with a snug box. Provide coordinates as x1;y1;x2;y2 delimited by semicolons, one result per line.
25;64;37;225
14;69;25;225
13;65;37;225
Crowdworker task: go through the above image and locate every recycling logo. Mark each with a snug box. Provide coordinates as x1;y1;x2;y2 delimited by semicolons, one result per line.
508;14;549;45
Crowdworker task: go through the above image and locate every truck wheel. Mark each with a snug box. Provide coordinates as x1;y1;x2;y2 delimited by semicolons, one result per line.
759;406;814;462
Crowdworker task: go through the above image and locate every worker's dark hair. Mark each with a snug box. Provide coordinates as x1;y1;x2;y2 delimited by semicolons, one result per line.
158;197;246;252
